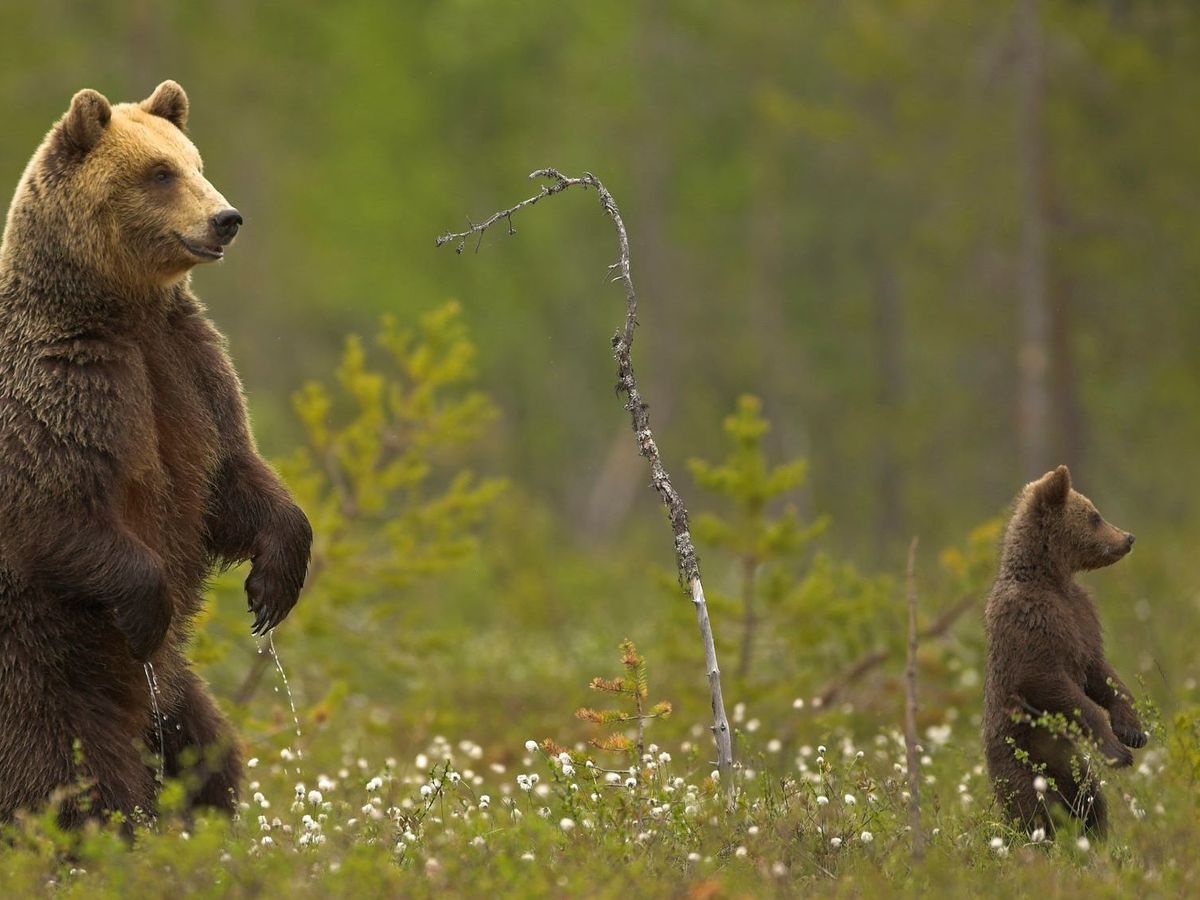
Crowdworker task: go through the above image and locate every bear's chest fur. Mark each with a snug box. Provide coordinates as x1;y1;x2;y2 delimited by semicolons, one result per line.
118;319;221;597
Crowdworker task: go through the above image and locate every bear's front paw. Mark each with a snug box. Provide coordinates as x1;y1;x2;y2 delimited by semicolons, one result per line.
115;566;173;662
245;503;312;635
1102;741;1135;769
1113;725;1148;749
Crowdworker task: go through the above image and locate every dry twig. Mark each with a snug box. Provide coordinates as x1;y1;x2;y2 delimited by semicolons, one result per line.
812;592;975;710
904;537;925;859
437;169;734;797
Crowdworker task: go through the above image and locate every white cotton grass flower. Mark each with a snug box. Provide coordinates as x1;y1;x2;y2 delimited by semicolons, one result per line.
843;794;857;806
1076;836;1091;852
365;776;383;792
830;836;842;848
816;795;829;806
1033;775;1048;794
860;831;874;844
525;740;539;752
1030;827;1046;843
560;817;575;832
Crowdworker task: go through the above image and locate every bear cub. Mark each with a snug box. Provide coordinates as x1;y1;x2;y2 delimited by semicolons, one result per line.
983;465;1145;837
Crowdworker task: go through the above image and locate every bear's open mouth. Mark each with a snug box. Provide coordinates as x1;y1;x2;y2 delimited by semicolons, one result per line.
175;233;224;261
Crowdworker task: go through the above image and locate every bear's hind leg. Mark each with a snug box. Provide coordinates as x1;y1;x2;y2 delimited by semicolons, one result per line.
990;755;1054;838
57;716;158;836
157;671;242;815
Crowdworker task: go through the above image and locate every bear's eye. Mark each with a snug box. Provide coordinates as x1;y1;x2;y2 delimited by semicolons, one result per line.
150;166;175;185
1089;512;1102;527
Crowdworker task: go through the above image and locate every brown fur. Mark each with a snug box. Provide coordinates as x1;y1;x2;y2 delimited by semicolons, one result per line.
0;82;311;830
983;465;1144;837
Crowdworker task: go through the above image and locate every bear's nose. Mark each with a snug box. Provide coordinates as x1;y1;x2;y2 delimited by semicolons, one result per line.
211;208;243;242
1126;533;1136;547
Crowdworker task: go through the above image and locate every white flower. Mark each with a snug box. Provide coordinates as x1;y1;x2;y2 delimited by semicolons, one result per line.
1033;775;1048;793
562;764;575;777
860;831;874;844
658;751;672;763
247;758;259;768
560;817;575;832
735;846;747;858
260;836;275;848
448;772;461;784
771;862;787;877
520;852;535;862
816;795;829;806
625;777;637;789
1030;827;1046;843
524;740;538;752
365;776;383;792
792;698;805;709
470;836;486;848
420;785;433;798
1076;836;1091;852
710;770;720;782
989;836;1004;849
307;790;323;805
605;772;621;785
687;852;701;862
817;745;827;755
830;837;842;848
516;775;531;791
843;794;857;806
766;740;782;753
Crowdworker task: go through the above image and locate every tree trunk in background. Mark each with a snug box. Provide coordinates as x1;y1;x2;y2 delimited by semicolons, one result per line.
873;260;904;556
745;134;816;521
1016;0;1051;478
1050;268;1085;477
581;3;683;538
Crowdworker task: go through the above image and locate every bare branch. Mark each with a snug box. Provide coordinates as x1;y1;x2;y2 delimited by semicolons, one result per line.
904;537;925;859
812;592;975;710
437;168;731;797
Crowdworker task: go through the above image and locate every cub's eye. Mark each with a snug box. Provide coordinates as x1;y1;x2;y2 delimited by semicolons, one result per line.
151;167;175;185
1089;512;1102;527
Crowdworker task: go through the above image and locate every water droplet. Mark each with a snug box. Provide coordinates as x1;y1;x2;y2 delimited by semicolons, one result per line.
143;662;166;785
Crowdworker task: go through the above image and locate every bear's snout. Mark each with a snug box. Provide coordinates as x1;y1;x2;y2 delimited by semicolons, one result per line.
211;208;242;243
1125;532;1135;548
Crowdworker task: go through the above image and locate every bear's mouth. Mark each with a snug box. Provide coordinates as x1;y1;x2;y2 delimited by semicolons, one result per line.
175;233;224;261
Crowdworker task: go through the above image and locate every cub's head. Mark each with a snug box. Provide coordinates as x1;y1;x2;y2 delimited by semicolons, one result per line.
5;81;240;289
1020;465;1135;572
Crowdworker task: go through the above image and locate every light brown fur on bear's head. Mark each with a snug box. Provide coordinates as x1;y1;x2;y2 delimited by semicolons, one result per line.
1;81;239;295
999;464;1134;581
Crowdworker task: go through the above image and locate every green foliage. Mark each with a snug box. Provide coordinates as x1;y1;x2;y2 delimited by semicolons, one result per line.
687;395;828;680
202;302;505;711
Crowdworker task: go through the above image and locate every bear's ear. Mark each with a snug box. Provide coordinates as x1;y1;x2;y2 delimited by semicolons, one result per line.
59;89;112;155
142;80;189;130
1032;464;1071;508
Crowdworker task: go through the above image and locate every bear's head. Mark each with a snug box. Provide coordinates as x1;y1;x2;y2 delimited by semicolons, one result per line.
2;81;240;292
1014;465;1135;574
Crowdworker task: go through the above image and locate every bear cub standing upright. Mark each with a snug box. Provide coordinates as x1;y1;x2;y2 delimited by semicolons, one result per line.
983;465;1145;837
0;82;312;828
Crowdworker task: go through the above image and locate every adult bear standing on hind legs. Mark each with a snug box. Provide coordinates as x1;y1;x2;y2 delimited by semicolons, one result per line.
0;82;312;830
984;465;1146;838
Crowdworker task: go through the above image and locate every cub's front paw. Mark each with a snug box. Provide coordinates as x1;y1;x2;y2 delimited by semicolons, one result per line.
1113;725;1148;749
1102;741;1135;769
115;566;173;662
245;503;312;635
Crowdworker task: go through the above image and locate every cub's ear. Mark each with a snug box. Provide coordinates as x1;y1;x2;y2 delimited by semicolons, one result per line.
59;89;112;155
142;80;188;130
1032;464;1071;508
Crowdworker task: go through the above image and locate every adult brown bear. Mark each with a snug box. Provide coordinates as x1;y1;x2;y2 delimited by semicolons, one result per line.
0;81;311;829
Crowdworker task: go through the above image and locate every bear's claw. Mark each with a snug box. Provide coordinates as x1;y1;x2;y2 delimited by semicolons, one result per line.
1115;727;1148;750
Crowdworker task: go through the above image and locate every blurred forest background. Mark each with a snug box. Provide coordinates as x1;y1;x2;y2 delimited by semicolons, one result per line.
1;1;1198;769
